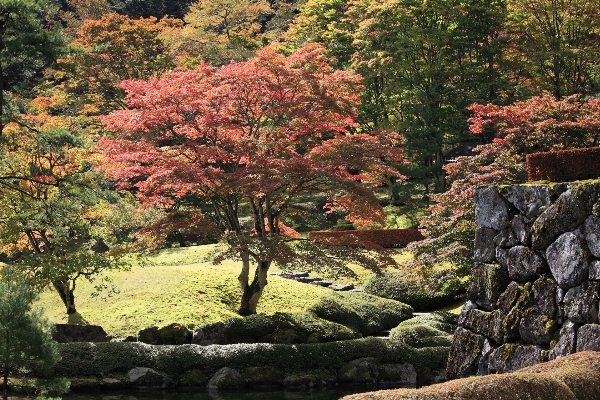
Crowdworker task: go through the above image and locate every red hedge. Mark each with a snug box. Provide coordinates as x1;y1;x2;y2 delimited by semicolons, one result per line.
307;229;424;248
527;147;600;182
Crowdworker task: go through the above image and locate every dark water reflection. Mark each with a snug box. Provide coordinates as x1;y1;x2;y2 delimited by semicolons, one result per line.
62;387;379;400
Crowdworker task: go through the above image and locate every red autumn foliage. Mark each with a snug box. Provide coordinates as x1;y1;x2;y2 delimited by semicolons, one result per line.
308;229;424;249
527;147;600;182
99;43;406;315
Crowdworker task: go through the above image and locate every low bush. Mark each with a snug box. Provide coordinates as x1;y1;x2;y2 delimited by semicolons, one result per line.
197;311;358;345
389;312;458;348
364;272;467;311
53;337;450;385
307;292;413;336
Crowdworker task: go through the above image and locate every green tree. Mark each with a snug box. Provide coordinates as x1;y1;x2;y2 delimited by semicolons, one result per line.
505;0;600;99
0;266;61;400
0;0;65;135
0;113;132;314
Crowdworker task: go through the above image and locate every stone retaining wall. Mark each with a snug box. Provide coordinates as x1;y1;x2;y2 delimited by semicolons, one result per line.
446;181;600;379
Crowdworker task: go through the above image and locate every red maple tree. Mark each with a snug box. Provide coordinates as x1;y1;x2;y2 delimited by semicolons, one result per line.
99;44;405;315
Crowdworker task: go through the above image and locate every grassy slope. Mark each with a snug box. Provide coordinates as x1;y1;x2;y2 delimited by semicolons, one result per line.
36;245;385;337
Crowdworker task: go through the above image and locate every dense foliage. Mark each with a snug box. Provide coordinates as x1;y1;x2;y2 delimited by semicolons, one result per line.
100;44;405;314
2;0;600;316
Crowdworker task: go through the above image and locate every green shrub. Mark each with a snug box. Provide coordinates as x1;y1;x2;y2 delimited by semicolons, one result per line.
54;337;450;384
389;311;457;348
307;292;413;336
364;272;467;311
196;311;357;345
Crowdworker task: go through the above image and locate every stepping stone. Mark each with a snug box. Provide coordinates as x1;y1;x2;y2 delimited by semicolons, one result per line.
329;283;355;291
310;280;332;287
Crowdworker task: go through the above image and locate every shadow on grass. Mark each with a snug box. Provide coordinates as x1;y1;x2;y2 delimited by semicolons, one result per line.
67;312;90;325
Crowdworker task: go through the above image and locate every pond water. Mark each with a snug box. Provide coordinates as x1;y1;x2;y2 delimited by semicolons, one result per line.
61;387;381;400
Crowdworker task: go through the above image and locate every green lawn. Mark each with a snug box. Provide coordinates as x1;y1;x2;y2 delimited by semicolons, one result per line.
35;245;381;337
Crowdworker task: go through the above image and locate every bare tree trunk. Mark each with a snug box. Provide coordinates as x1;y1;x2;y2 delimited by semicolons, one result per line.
238;260;271;316
2;364;8;400
53;279;77;314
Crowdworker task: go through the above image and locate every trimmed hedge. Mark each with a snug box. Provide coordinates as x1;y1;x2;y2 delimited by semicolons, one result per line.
198;312;358;345
53;338;449;385
389;312;458;348
307;292;413;336
527;147;600;182
364;273;467;312
307;229;424;248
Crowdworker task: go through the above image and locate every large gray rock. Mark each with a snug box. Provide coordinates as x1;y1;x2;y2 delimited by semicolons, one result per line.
462;309;505;344
502;185;553;220
468;263;510;310
487;344;548;374
507;246;547;282
207;367;245;390
585;215;600;258
549;320;578;359
338;357;378;385
51;324;109;343
575;324;600;352
531;277;558;318
445;328;485;380
497;281;523;313
474;227;497;263
457;301;478;327
192;322;226;345
475;186;511;230
512;216;532;245
590;261;600;281
563;281;600;324
547;232;591;289
531;190;587;250
128;367;174;388
496;247;510;268
494;228;519;248
519;307;557;345
477;339;495;376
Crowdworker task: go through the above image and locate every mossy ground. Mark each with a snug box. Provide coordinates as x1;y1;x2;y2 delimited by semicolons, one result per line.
35;245;413;337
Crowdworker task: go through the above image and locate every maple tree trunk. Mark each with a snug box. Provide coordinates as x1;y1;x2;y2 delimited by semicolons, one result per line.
53;279;77;314
2;363;8;400
238;258;271;316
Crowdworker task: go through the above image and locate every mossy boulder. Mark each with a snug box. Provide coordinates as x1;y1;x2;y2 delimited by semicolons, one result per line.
364;272;467;311
157;323;192;345
307;291;413;336
389;312;457;348
206;367;245;390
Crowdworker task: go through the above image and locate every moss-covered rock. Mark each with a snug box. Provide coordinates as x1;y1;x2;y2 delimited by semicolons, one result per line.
157;323;192;345
206;367;245;390
308;291;413;335
364;273;467;311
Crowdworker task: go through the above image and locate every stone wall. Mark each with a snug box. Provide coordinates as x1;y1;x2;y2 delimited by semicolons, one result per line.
446;181;600;379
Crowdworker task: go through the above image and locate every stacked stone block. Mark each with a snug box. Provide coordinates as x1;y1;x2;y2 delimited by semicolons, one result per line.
446;182;600;379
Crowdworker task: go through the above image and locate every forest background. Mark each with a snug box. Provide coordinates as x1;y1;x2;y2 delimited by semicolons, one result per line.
2;0;600;320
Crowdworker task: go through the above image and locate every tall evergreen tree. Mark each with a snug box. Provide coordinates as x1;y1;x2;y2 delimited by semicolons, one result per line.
0;0;65;135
